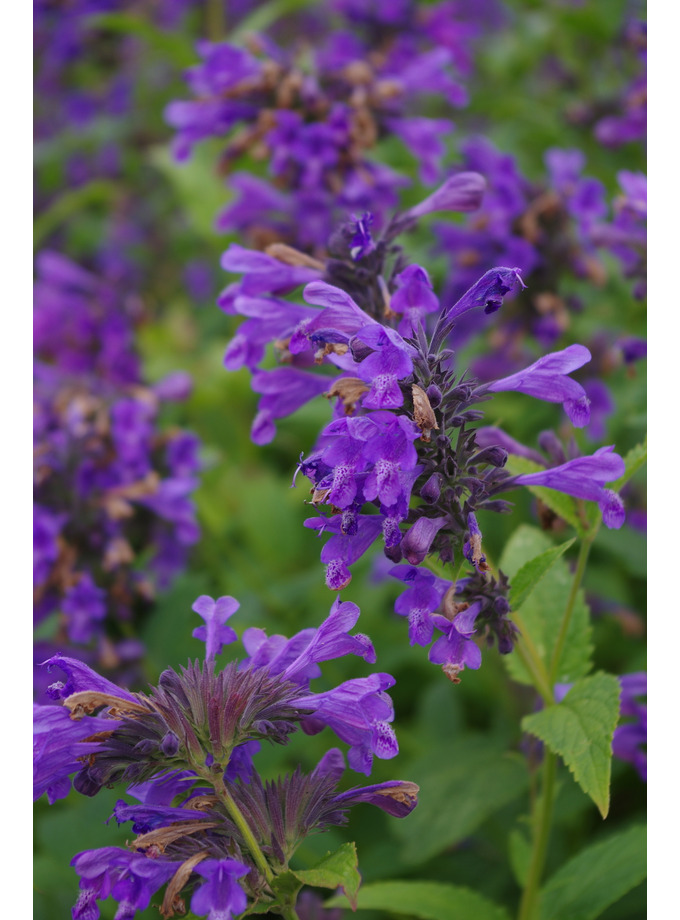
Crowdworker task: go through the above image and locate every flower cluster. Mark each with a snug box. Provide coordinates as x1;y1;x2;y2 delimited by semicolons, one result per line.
34;594;417;918
34;251;200;687
217;202;627;679
166;2;482;247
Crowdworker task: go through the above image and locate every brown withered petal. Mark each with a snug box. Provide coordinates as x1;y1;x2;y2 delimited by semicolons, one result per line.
375;781;420;807
265;243;325;271
412;385;439;441
64;691;149;719
103;537;135;572
324;377;370;414
441;587;469;622
130;821;219;854
443;664;463;684
314;342;349;364
161;852;209;919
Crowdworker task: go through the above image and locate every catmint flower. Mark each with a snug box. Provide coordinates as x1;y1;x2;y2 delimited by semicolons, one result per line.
509;445;625;528
482;344;593;427
191;595;240;661
35;596;417;918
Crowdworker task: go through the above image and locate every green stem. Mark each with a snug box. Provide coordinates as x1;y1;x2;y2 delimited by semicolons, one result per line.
548;536;593;684
277;908;301;920
517;750;557;920
512;612;554;705
216;777;274;885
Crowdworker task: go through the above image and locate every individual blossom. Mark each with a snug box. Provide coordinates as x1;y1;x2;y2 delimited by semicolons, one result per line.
34;595;417;918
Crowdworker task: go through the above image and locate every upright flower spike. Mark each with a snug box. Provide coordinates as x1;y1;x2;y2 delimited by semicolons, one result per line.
482;344;593;427
36;595;417;918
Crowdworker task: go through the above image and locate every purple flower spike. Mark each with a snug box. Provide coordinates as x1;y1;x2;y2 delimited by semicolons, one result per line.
405;171;486;218
192;595;240;660
511;445;625;528
485;344;593;427
190;858;250;920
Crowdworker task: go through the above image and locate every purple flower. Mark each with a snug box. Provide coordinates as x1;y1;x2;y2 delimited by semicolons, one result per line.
612;672;647;781
190;859;249;920
510;445;625;528
404;171;486;219
445;266;526;320
71;848;180;920
484;344;592;427
192;595;240;660
296;673;399;774
34;704;111;804
429;602;483;681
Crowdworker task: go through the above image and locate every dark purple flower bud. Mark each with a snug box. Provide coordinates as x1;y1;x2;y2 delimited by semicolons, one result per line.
426;383;443;408
160;731;180;757
420;473;442;504
446;266;525;320
470;446;508;468
400;516;449;565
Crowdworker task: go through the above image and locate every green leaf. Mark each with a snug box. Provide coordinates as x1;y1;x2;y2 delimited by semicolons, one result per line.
34;180;119;247
292;842;361;910
539;825;647;920
393;737;528;866
499;526;592;685
505;456;583;532
509;538;575;610
325;881;511;920
522;673;621;817
611;437;647;491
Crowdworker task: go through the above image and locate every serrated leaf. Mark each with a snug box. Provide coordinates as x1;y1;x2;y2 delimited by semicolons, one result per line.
292;842;360;910
522;673;621;817
539;824;646;920
509;538;575;610
500;526;592;685
611;438;647;491
505;456;583;532
393;737;528;866
325;881;511;920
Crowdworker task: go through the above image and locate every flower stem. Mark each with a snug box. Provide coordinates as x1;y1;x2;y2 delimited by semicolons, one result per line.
511;611;554;705
216;777;275;885
548;536;593;684
517;750;557;920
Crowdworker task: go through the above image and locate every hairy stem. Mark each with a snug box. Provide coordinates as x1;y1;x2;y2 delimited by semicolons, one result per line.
517;750;557;920
512;611;554;705
216;776;275;885
548;536;593;684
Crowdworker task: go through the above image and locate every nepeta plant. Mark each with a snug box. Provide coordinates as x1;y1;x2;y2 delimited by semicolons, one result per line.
34;595;417;919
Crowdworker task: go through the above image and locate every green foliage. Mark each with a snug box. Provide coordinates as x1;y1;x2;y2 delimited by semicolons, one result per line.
509;538;576;611
325;880;512;919
500;527;593;685
538;825;647;920
292;842;361;910
522;673;621;817
393;736;528;866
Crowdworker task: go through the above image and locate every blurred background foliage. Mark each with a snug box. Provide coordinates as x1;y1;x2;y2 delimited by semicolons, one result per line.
34;0;645;917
